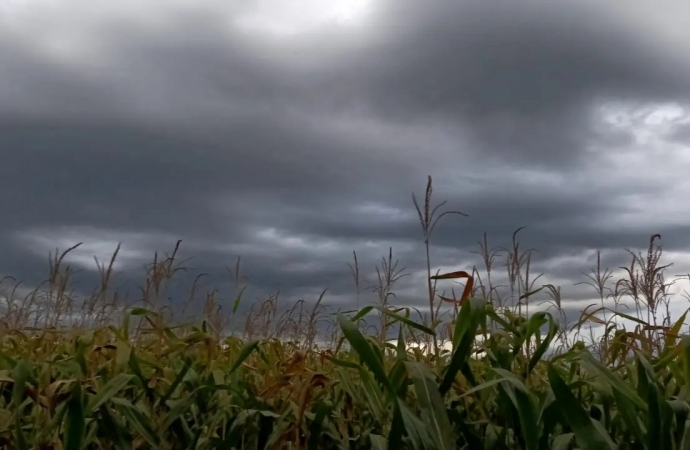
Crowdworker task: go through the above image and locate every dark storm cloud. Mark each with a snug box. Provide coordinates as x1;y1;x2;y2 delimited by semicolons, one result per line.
353;1;690;167
2;0;690;323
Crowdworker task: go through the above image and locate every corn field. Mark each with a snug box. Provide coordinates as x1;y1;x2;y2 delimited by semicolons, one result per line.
2;177;690;449
1;292;690;449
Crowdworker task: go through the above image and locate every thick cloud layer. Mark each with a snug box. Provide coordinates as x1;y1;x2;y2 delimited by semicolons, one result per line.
2;0;690;327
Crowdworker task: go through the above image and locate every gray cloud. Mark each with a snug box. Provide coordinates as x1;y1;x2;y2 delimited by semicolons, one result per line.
2;0;690;327
357;1;690;165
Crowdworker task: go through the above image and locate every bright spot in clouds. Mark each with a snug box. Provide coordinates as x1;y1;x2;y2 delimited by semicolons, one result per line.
234;0;374;36
13;227;181;272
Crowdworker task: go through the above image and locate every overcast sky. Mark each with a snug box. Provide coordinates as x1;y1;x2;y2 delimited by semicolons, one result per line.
3;0;690;327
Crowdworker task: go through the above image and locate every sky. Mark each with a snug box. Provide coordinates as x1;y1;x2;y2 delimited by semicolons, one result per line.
2;0;690;332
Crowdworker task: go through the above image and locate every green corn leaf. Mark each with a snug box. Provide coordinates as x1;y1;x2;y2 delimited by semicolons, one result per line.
115;342;131;372
396;326;407;361
548;365;617;450
111;398;163;448
14;414;28;450
387;402;405;450
307;400;333;450
611;388;647;446
440;298;485;395
459;377;509;398
161;394;195;431
580;351;647;411
326;355;361;370
128;307;159;317
373;306;435;335
405;361;455;450
160;358;192;405
397;399;436;449
492;368;540;450
97;404;132;450
11;359;34;409
351;306;375;322
359;367;387;421
666;309;689;350
371;434;387;450
338;313;393;394
227;339;260;375
680;418;690;450
527;313;558;375
86;374;135;413
552;433;575;450
682;336;690;397
232;285;247;314
64;381;86;450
